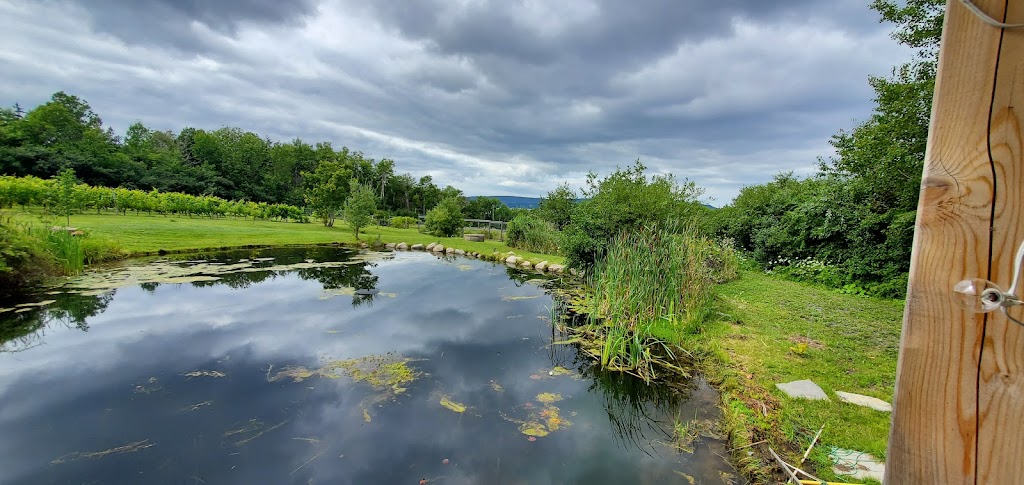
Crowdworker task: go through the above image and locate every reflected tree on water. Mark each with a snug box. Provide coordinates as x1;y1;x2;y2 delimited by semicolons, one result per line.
0;291;113;352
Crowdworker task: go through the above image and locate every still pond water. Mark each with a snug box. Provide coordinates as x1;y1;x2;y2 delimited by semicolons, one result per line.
0;247;741;484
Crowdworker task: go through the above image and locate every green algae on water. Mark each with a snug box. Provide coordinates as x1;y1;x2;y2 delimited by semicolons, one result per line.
59;256;388;293
267;354;419;394
439;395;467;413
535;392;562;404
500;398;573;438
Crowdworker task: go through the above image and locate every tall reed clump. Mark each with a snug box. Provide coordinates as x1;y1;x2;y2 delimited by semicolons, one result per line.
33;226;85;274
506;213;560;254
585;224;735;381
11;220;123;277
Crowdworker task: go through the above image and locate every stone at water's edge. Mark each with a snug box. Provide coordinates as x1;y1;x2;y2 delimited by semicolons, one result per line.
775;380;830;401
426;242;436;251
454;249;466;255
505;256;520;265
432;245;445;253
835;391;892;412
520;261;533;269
535;261;548;271
446;247;455;254
548;264;565;273
385;243;396;249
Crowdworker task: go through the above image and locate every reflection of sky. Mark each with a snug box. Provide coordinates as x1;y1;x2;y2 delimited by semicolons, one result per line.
0;251;739;484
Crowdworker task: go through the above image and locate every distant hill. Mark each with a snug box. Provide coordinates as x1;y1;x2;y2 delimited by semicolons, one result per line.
468;195;543;209
470;196;714;210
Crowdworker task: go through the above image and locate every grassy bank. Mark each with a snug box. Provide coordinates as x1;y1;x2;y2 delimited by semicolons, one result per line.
5;211;563;265
690;270;903;482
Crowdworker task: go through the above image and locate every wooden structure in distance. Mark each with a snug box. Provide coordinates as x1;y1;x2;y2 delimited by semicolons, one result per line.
887;0;1024;482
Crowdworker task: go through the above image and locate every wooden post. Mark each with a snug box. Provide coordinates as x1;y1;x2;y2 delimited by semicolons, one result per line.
887;0;1024;483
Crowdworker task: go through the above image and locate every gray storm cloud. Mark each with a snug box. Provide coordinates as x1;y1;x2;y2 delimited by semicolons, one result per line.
0;0;912;203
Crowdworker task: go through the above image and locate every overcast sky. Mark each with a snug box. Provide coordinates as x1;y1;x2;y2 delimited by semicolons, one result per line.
0;0;913;203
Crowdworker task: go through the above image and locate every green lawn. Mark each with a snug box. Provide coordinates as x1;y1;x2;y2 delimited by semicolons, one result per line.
703;270;903;482
8;210;564;265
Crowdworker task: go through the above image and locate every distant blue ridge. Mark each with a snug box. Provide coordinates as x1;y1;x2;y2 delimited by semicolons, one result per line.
466;195;543;209
468;195;715;210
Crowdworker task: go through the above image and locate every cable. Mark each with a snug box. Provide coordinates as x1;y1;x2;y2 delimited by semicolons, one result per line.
960;0;1024;29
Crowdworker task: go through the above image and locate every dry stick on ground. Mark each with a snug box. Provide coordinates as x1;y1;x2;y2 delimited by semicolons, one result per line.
800;424;825;464
768;447;801;484
727;439;767;452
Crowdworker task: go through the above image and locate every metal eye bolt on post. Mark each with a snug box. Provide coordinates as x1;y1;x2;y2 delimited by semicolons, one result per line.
954;240;1024;325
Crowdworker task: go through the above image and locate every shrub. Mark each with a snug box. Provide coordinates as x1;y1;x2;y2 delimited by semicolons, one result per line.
562;161;705;269
0;219;63;296
506;213;559;253
424;196;463;237
389;216;418;229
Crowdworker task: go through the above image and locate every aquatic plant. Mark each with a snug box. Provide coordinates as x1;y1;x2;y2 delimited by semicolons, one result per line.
582;224;733;381
268;353;419;396
439;395;467;413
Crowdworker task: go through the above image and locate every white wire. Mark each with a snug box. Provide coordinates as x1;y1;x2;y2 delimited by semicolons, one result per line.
960;0;1024;29
1007;240;1024;296
1001;241;1024;326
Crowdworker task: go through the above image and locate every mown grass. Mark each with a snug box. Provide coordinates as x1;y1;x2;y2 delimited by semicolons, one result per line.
4;210;564;265
688;269;903;483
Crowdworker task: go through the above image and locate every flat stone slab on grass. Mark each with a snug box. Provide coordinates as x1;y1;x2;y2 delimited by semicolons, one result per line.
775;380;830;401
831;447;885;482
836;391;892;412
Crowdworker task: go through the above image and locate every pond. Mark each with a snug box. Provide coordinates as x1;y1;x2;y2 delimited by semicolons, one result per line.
0;247;742;484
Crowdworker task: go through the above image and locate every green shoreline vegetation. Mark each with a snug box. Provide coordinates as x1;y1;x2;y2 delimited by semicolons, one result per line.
0;1;940;482
0;170;900;483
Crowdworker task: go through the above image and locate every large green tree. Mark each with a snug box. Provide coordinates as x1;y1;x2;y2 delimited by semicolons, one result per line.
823;0;942;211
303;161;351;227
538;183;576;230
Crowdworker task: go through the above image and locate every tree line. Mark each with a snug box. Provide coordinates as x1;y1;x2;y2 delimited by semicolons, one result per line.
0;93;514;223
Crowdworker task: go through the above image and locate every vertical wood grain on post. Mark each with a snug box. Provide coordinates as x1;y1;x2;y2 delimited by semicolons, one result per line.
886;0;1008;483
977;0;1024;481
